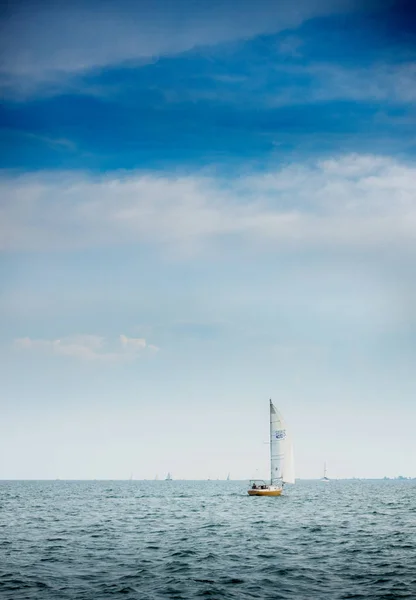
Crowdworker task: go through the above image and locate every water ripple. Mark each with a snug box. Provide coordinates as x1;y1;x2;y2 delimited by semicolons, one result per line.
0;480;415;599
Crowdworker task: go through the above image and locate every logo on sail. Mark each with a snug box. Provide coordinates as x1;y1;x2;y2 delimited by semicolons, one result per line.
274;429;286;440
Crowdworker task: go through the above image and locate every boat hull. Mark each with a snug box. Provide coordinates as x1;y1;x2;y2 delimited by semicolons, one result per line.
248;488;282;496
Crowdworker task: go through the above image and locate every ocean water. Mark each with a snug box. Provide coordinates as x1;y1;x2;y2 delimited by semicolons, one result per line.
0;480;415;600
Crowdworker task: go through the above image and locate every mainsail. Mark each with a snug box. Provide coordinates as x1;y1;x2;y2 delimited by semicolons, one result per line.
270;400;295;485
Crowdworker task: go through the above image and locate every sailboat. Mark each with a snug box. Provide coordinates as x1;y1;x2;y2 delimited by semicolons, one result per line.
321;462;330;482
248;399;295;496
226;473;230;481
165;472;172;481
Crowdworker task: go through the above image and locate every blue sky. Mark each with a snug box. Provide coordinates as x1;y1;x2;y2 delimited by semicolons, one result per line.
1;0;416;480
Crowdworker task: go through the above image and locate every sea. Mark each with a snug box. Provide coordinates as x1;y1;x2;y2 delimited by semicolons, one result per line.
1;479;415;600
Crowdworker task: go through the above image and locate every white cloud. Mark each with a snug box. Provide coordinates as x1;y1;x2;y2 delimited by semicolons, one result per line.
0;0;360;92
217;62;413;109
14;334;158;362
119;335;146;350
1;154;416;257
300;62;416;105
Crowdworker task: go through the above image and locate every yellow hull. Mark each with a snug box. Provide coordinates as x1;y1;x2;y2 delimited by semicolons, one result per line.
247;489;282;496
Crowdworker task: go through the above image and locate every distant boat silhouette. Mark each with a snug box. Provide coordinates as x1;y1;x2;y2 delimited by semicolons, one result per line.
165;472;172;481
226;473;230;481
321;462;330;482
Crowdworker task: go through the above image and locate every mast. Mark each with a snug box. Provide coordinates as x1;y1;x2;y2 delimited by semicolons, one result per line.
324;462;327;478
269;398;273;485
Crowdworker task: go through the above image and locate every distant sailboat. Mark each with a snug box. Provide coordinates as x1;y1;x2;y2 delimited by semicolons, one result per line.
248;399;295;496
226;473;230;481
165;472;172;481
321;462;330;482
154;474;159;481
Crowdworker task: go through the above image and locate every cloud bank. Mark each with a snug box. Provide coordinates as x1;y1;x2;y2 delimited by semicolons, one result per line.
14;334;159;362
1;154;415;256
0;0;360;84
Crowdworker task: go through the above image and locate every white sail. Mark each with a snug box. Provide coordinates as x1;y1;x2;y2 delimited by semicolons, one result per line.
283;432;295;484
270;400;295;485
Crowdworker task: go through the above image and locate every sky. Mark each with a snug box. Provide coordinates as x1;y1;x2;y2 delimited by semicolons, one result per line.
1;0;415;480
